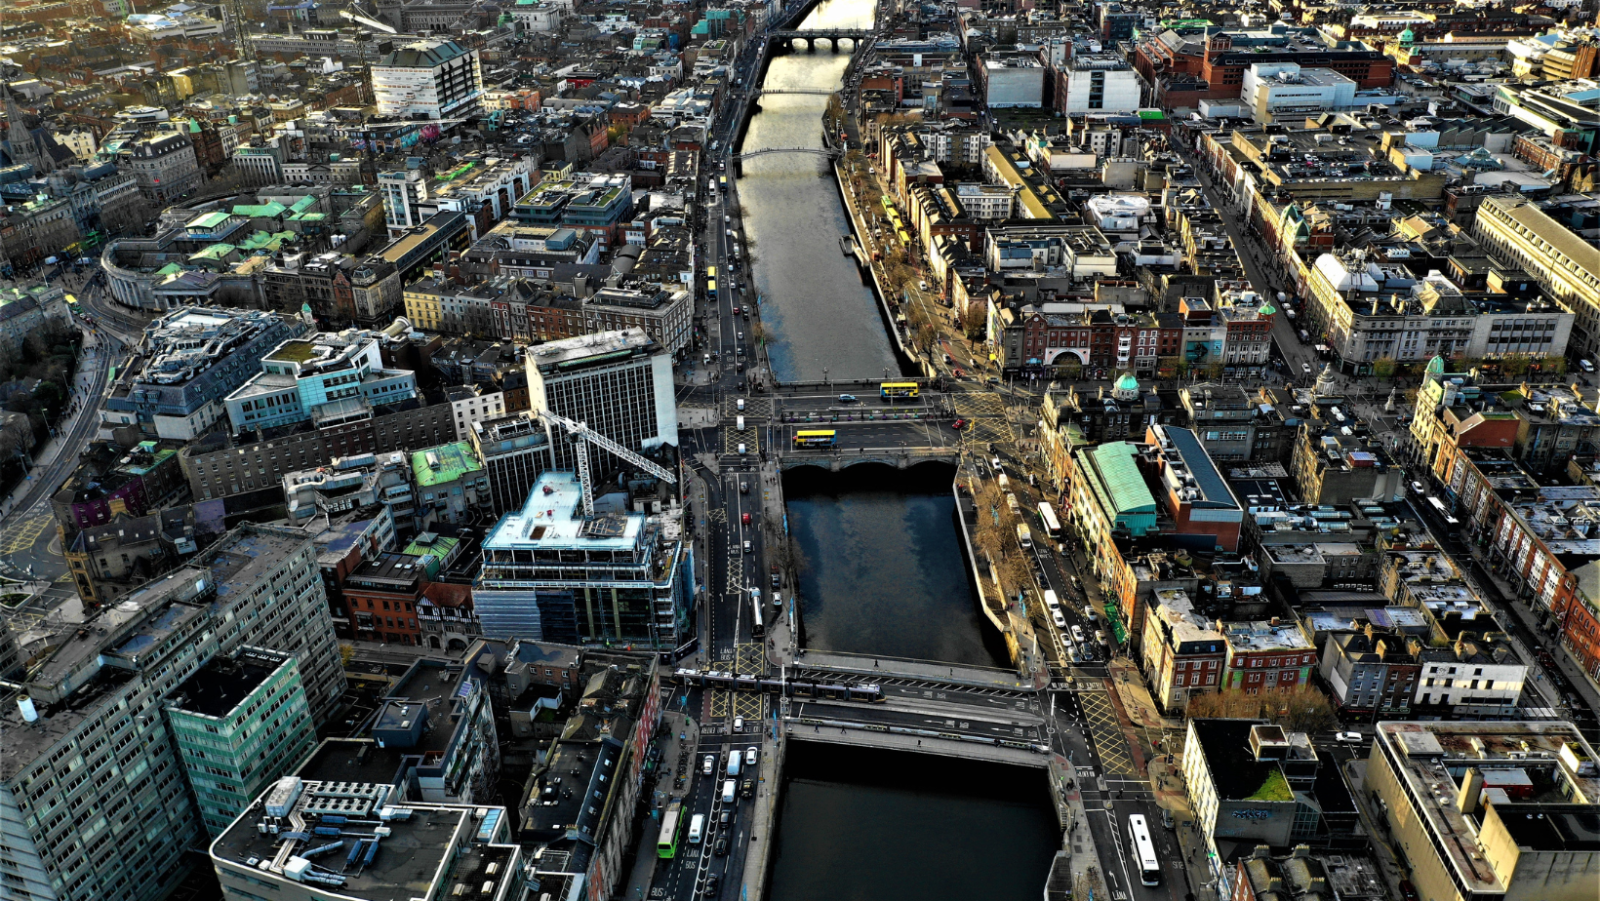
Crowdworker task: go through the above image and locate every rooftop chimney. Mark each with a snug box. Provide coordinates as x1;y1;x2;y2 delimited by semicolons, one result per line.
1457;767;1484;816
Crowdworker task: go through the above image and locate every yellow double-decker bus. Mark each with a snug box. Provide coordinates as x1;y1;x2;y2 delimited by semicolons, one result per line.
793;430;837;448
879;382;919;400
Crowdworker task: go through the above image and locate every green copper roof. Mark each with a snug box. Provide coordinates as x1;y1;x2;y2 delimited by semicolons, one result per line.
412;441;484;488
1115;372;1140;392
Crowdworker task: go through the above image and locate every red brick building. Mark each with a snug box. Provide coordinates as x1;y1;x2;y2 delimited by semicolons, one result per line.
343;552;427;646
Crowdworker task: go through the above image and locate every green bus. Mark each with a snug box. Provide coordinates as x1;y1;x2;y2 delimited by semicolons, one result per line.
657;800;685;859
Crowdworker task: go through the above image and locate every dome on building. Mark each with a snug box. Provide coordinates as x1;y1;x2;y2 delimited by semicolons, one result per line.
1398;28;1415;45
1113;371;1140;400
1259;300;1277;316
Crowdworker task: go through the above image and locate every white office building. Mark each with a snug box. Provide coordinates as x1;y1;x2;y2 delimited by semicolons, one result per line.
1063;55;1142;114
371;39;483;120
1242;63;1358;122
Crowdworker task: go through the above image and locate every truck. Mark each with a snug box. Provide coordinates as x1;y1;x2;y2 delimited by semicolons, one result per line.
1016;523;1033;549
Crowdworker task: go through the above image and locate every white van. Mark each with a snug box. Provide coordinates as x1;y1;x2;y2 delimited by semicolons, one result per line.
738;443;747;455
1043;589;1060;610
727;750;741;777
736;415;745;430
722;779;737;804
736;398;746;411
689;814;706;843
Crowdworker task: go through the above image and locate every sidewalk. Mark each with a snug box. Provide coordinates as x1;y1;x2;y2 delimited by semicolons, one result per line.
620;712;701;900
1105;658;1220;901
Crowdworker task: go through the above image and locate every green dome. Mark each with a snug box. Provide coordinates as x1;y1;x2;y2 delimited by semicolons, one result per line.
1398;28;1415;44
1115;372;1140;392
1259;301;1277;316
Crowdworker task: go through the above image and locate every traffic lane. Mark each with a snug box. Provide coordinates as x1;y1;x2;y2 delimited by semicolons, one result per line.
792;700;1044;742
882;683;1039;712
776;421;959;448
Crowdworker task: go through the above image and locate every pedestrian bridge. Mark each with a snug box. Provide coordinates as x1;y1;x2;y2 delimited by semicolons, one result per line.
732;146;843;161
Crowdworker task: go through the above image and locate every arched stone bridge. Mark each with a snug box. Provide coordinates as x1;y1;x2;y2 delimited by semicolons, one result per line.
769;28;872;51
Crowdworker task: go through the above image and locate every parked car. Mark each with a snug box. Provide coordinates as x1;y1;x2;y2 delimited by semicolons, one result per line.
1336;731;1365;743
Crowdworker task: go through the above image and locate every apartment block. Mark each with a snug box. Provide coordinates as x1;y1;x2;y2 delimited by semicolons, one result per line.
163;648;317;836
0;525;344;901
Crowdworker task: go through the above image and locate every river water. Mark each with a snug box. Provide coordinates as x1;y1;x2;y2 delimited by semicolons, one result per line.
767;742;1060;901
784;464;1011;667
739;0;896;383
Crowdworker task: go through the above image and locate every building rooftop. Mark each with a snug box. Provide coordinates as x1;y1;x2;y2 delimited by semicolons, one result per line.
1154;425;1240;510
166;648;290;719
483;472;641;552
1225;619;1312;651
412;442;483;488
1373;720;1600;894
525;327;655;370
211;777;520;901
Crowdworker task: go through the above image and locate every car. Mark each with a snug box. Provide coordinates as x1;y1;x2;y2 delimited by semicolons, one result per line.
732;305;741;315
1411;480;1426;495
1051;609;1067;628
1398;881;1419;901
987;376;1001;385
739;481;749;494
1161;810;1174;829
1302;362;1313;374
990;457;1002;472
838;394;857;403
1336;731;1365;743
704;755;715;775
919;280;928;290
733;715;744;733
951;418;967;430
713;837;728;856
745;746;757;766
1071;625;1086;645
742;512;752;525
742;540;751;554
718;811;730;827
703;874;721;896
741;778;754;798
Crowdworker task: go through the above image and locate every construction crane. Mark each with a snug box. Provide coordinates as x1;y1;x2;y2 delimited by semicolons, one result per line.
338;8;398;33
538;411;677;519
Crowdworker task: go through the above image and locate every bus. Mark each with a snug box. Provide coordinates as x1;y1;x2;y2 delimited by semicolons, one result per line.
750;590;765;637
793;430;837;448
1128;815;1160;886
1037;502;1062;540
707;265;717;281
707;279;718;299
657;800;684;858
1426;496;1460;526
880;381;919;400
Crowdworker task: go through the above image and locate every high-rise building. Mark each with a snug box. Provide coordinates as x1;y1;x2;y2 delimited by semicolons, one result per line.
470;413;555;515
371;39;483;120
163;648;317;836
0;525;345;901
525;328;678;473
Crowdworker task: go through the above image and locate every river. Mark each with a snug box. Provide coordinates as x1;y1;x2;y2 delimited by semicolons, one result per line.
784;464;1011;667
766;742;1060;901
739;0;897;383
